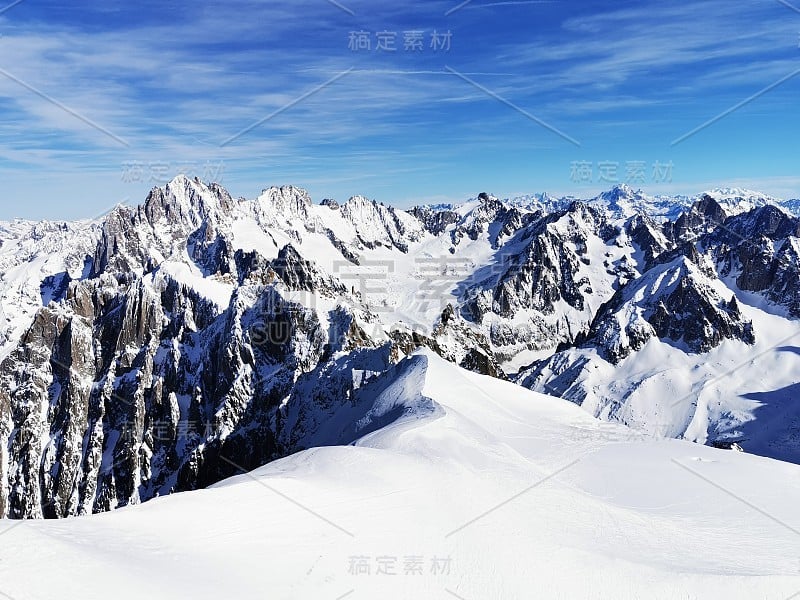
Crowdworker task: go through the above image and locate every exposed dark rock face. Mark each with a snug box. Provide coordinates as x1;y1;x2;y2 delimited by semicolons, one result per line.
516;350;593;404
0;181;503;519
587;259;755;363
270;244;347;296
432;304;506;379
93;176;236;277
449;193;538;250
320;198;340;210
584;255;756;364
664;194;727;244
388;327;444;358
0;260;364;518
408;206;460;236
384;305;505;378
626;214;671;269
709;206;800;317
465;204;606;345
648;280;755;352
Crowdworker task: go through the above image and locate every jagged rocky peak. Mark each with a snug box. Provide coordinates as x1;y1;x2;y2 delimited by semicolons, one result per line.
470;192;504;220
652;240;716;279
342;194;377;214
597;183;638;206
450;191;536;248
555;199;609;235
320;198;340;210
269;243;348;296
590;184;655;219
432;303;506;378
591;256;754;363
145;175;235;227
92;176;237;276
716;204;800;242
7;174;800;522
257;185;314;217
408;205;460;236
625;213;673;268
666;194;727;243
341;194;426;252
467;202;602;321
462;201;614;366
709;206;800;317
92;204;144;275
477;191;500;206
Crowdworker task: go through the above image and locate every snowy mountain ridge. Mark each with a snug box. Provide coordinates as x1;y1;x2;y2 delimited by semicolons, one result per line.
3;349;799;598
454;184;795;222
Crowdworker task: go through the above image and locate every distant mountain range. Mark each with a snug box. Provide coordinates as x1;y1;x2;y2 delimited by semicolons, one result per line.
475;184;795;221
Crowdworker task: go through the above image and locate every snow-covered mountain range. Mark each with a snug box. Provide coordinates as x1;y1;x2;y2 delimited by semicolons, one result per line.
504;184;792;220
2;176;800;522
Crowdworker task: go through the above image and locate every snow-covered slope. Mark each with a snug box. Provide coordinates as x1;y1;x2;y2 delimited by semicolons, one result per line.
1;351;797;599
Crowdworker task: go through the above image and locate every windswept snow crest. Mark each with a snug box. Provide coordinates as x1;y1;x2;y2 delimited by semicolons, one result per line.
1;351;798;599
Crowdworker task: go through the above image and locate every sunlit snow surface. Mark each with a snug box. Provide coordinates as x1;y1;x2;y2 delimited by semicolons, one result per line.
1;351;798;599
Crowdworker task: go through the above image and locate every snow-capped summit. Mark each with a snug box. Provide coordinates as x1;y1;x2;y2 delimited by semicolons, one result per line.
414;185;800;222
585;184;697;220
255;184;313;216
592;183;646;217
505;191;574;214
162;174;235;222
701;187;779;216
598;182;638;200
501;185;706;222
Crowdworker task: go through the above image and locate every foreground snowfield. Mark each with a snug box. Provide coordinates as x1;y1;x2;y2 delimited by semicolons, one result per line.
1;351;799;599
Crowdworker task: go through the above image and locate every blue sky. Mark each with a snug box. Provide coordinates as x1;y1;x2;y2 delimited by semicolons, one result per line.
1;0;799;219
